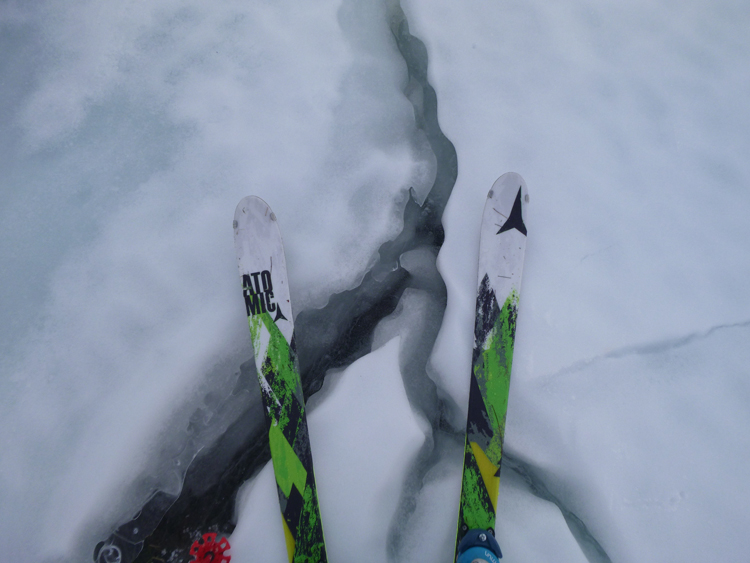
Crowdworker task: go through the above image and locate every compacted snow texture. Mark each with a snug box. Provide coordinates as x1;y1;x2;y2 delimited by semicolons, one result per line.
1;0;749;562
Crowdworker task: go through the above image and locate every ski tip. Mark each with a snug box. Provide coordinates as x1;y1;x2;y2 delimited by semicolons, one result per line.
234;196;276;231
487;172;527;203
484;173;528;238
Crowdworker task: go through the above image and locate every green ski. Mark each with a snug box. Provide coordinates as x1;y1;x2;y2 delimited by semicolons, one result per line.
233;196;327;563
454;173;529;563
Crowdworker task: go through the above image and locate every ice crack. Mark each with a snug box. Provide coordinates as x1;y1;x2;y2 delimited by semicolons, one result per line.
503;453;613;563
544;319;750;382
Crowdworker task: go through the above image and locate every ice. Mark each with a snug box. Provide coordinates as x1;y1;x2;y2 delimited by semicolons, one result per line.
2;0;750;561
403;0;750;558
405;0;750;379
508;322;750;562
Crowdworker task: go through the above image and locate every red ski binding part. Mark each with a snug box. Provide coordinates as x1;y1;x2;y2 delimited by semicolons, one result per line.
189;533;231;563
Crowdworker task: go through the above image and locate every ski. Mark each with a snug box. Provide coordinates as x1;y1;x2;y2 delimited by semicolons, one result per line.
233;197;327;563
454;173;529;562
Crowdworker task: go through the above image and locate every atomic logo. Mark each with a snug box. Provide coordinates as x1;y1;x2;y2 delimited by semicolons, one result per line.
242;270;287;322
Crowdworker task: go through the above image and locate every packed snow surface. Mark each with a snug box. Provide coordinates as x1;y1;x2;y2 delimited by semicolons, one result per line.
1;0;749;562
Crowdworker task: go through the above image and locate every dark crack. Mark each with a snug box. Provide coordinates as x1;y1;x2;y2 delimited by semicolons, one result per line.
548;319;750;381
380;4;464;561
502;452;613;563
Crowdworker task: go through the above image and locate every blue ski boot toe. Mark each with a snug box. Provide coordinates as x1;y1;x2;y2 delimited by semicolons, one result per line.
456;529;502;563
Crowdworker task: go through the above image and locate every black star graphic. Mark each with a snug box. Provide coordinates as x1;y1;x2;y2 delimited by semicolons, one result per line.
497;186;527;236
274;306;288;322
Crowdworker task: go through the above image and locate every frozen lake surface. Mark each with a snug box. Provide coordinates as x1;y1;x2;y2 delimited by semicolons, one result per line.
1;0;749;561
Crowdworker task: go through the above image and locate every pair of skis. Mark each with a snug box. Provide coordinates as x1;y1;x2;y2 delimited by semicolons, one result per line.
232;173;528;563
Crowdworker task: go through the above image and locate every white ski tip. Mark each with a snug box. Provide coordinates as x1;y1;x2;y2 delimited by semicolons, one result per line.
478;172;529;296
234;196;273;230
233;195;294;341
487;172;527;203
485;173;528;237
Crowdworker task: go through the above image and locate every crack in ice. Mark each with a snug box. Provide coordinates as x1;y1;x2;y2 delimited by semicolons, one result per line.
542;319;750;383
503;453;614;563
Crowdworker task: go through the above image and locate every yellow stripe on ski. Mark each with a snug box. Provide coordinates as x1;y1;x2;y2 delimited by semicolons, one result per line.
282;515;296;563
470;441;500;512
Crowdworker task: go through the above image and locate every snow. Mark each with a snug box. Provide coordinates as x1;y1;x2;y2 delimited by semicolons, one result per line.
509;322;750;562
309;337;426;563
1;0;750;561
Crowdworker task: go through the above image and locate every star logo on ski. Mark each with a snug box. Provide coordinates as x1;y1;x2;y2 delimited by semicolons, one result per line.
274;307;288;322
496;186;527;236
